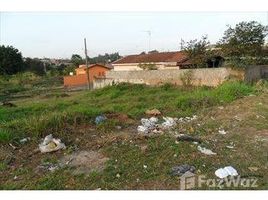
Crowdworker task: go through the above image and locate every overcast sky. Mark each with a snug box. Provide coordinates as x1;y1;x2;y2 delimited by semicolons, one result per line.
0;12;267;58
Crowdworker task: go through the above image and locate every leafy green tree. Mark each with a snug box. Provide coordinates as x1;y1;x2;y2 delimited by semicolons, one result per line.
182;36;212;67
89;52;121;64
71;54;84;67
219;21;268;57
0;45;24;75
24;57;46;76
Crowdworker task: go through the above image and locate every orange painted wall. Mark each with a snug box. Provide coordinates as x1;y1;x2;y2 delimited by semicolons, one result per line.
64;64;110;87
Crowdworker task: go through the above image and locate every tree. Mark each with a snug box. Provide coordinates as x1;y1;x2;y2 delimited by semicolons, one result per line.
71;54;83;67
89;52;121;64
219;21;268;57
0;45;24;75
182;36;212;67
24;57;46;75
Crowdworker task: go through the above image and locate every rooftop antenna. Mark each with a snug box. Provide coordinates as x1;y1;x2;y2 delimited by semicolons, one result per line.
144;30;151;53
180;38;184;51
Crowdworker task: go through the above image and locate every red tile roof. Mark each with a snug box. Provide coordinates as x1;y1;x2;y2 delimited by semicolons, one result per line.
113;51;188;64
78;63;113;69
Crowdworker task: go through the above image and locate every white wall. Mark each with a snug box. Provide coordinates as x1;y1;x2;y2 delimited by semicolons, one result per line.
112;62;178;71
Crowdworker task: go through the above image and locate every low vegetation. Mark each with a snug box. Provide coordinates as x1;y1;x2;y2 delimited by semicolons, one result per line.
0;74;267;190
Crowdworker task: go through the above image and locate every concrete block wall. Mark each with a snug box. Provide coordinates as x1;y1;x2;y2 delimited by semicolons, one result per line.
106;68;230;87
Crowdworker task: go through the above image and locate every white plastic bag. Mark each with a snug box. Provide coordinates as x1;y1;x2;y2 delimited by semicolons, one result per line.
39;134;66;153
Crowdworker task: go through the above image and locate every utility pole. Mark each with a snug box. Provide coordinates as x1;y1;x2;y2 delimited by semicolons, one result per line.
84;38;90;90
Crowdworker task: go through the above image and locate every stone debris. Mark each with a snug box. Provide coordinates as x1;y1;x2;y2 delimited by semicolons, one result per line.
171;164;196;176
39;134;66;153
145;109;161;116
197;146;216;155
176;134;202;143
215;166;238;179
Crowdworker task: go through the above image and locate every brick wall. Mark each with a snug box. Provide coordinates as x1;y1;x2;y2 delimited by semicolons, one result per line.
64;65;110;88
64;74;89;87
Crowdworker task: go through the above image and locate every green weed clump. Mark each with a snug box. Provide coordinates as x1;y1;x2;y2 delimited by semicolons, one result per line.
0;80;256;143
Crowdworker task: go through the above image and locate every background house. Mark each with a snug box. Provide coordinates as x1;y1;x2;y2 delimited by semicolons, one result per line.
112;51;191;71
64;64;112;88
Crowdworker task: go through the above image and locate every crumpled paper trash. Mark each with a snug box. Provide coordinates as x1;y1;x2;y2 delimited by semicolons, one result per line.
197;146;216;155
39;134;66;153
215;166;238;179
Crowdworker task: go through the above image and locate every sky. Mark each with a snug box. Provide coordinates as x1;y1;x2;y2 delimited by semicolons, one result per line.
0;12;267;59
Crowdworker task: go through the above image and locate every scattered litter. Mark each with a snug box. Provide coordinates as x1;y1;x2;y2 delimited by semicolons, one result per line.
20;137;30;144
215;166;238;179
171;164;195;176
218;106;224;110
137;117;158;134
116;173;120;178
178;115;197;123
226;145;234;149
210;116;215;120
38;162;59;172
176;134;202;143
95;115;107;124
13;175;18;180
248;167;259;172
39;134;66;153
256;115;265;119
9;143;17;150
197;146;216;155
218;129;227;135
162;117;177;129
234;115;242;121
145;108;161;116
143;164;148;169
115;125;122;130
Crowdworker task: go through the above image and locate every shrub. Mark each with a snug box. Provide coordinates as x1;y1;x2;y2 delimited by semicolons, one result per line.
180;70;194;86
